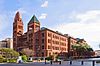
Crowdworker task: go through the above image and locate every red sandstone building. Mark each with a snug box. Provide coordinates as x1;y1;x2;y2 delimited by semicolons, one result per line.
13;12;94;59
13;12;68;58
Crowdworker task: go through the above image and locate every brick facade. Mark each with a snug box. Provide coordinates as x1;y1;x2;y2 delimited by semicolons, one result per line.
13;12;90;58
13;12;68;57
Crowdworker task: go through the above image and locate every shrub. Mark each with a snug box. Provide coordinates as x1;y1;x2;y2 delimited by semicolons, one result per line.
40;58;44;60
0;55;4;63
3;58;7;62
9;59;17;63
22;55;27;62
46;57;52;61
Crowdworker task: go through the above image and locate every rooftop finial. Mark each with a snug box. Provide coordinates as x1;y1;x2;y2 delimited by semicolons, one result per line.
14;11;21;21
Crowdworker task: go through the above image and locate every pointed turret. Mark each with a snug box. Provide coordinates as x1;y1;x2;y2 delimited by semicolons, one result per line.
14;11;22;22
29;15;40;24
28;15;40;32
13;11;23;34
13;11;24;50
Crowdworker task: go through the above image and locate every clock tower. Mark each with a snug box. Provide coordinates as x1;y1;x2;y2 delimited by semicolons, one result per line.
28;15;40;32
27;15;40;56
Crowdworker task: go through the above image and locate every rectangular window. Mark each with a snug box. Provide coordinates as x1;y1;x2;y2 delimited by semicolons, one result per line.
53;35;55;38
55;47;59;50
42;45;44;49
42;33;44;37
42;52;44;57
52;41;54;44
42;39;44;43
52;46;54;50
48;39;51;43
49;53;51;56
18;25;23;29
48;45;51;49
35;39;39;44
48;33;51;37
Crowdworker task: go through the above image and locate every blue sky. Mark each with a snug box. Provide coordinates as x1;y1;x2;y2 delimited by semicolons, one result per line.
0;0;100;50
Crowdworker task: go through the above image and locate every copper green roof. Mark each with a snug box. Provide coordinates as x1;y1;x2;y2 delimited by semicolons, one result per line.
29;15;39;23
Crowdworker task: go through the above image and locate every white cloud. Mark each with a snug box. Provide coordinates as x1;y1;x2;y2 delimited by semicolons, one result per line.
39;13;47;19
41;1;48;8
69;10;100;23
52;10;100;50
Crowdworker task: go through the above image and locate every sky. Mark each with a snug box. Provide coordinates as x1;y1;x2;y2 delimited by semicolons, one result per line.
0;0;100;50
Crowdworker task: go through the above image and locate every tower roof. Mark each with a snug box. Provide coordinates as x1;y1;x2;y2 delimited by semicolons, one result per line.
14;11;23;25
29;15;40;24
15;11;21;19
14;11;22;22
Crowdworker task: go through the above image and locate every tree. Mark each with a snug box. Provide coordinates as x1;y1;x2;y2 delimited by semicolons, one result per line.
87;48;93;52
71;43;94;58
22;55;27;62
11;50;19;58
20;48;33;57
0;55;4;63
0;48;19;62
48;53;58;61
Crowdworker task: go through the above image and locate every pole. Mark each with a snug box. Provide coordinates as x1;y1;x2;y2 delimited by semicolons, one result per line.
81;61;84;65
92;61;95;66
70;61;72;65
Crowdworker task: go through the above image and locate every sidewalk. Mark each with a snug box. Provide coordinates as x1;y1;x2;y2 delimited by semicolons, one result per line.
0;63;7;64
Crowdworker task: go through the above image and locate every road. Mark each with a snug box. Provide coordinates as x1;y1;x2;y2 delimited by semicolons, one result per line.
0;61;100;66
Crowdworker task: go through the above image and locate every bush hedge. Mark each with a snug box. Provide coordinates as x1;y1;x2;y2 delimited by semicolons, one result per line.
0;55;4;63
22;55;27;62
9;59;17;63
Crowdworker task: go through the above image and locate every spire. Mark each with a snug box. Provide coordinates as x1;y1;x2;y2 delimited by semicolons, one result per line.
29;15;39;23
14;11;21;21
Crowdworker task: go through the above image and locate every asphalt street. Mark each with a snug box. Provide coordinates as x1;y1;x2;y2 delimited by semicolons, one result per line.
0;61;100;66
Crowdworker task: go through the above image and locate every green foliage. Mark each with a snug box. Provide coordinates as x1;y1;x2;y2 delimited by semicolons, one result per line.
46;56;52;61
0;48;19;63
71;43;94;57
40;57;44;60
0;55;4;63
72;43;93;52
87;48;93;51
9;59;17;63
56;55;59;59
46;54;58;61
22;55;27;62
3;58;7;62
